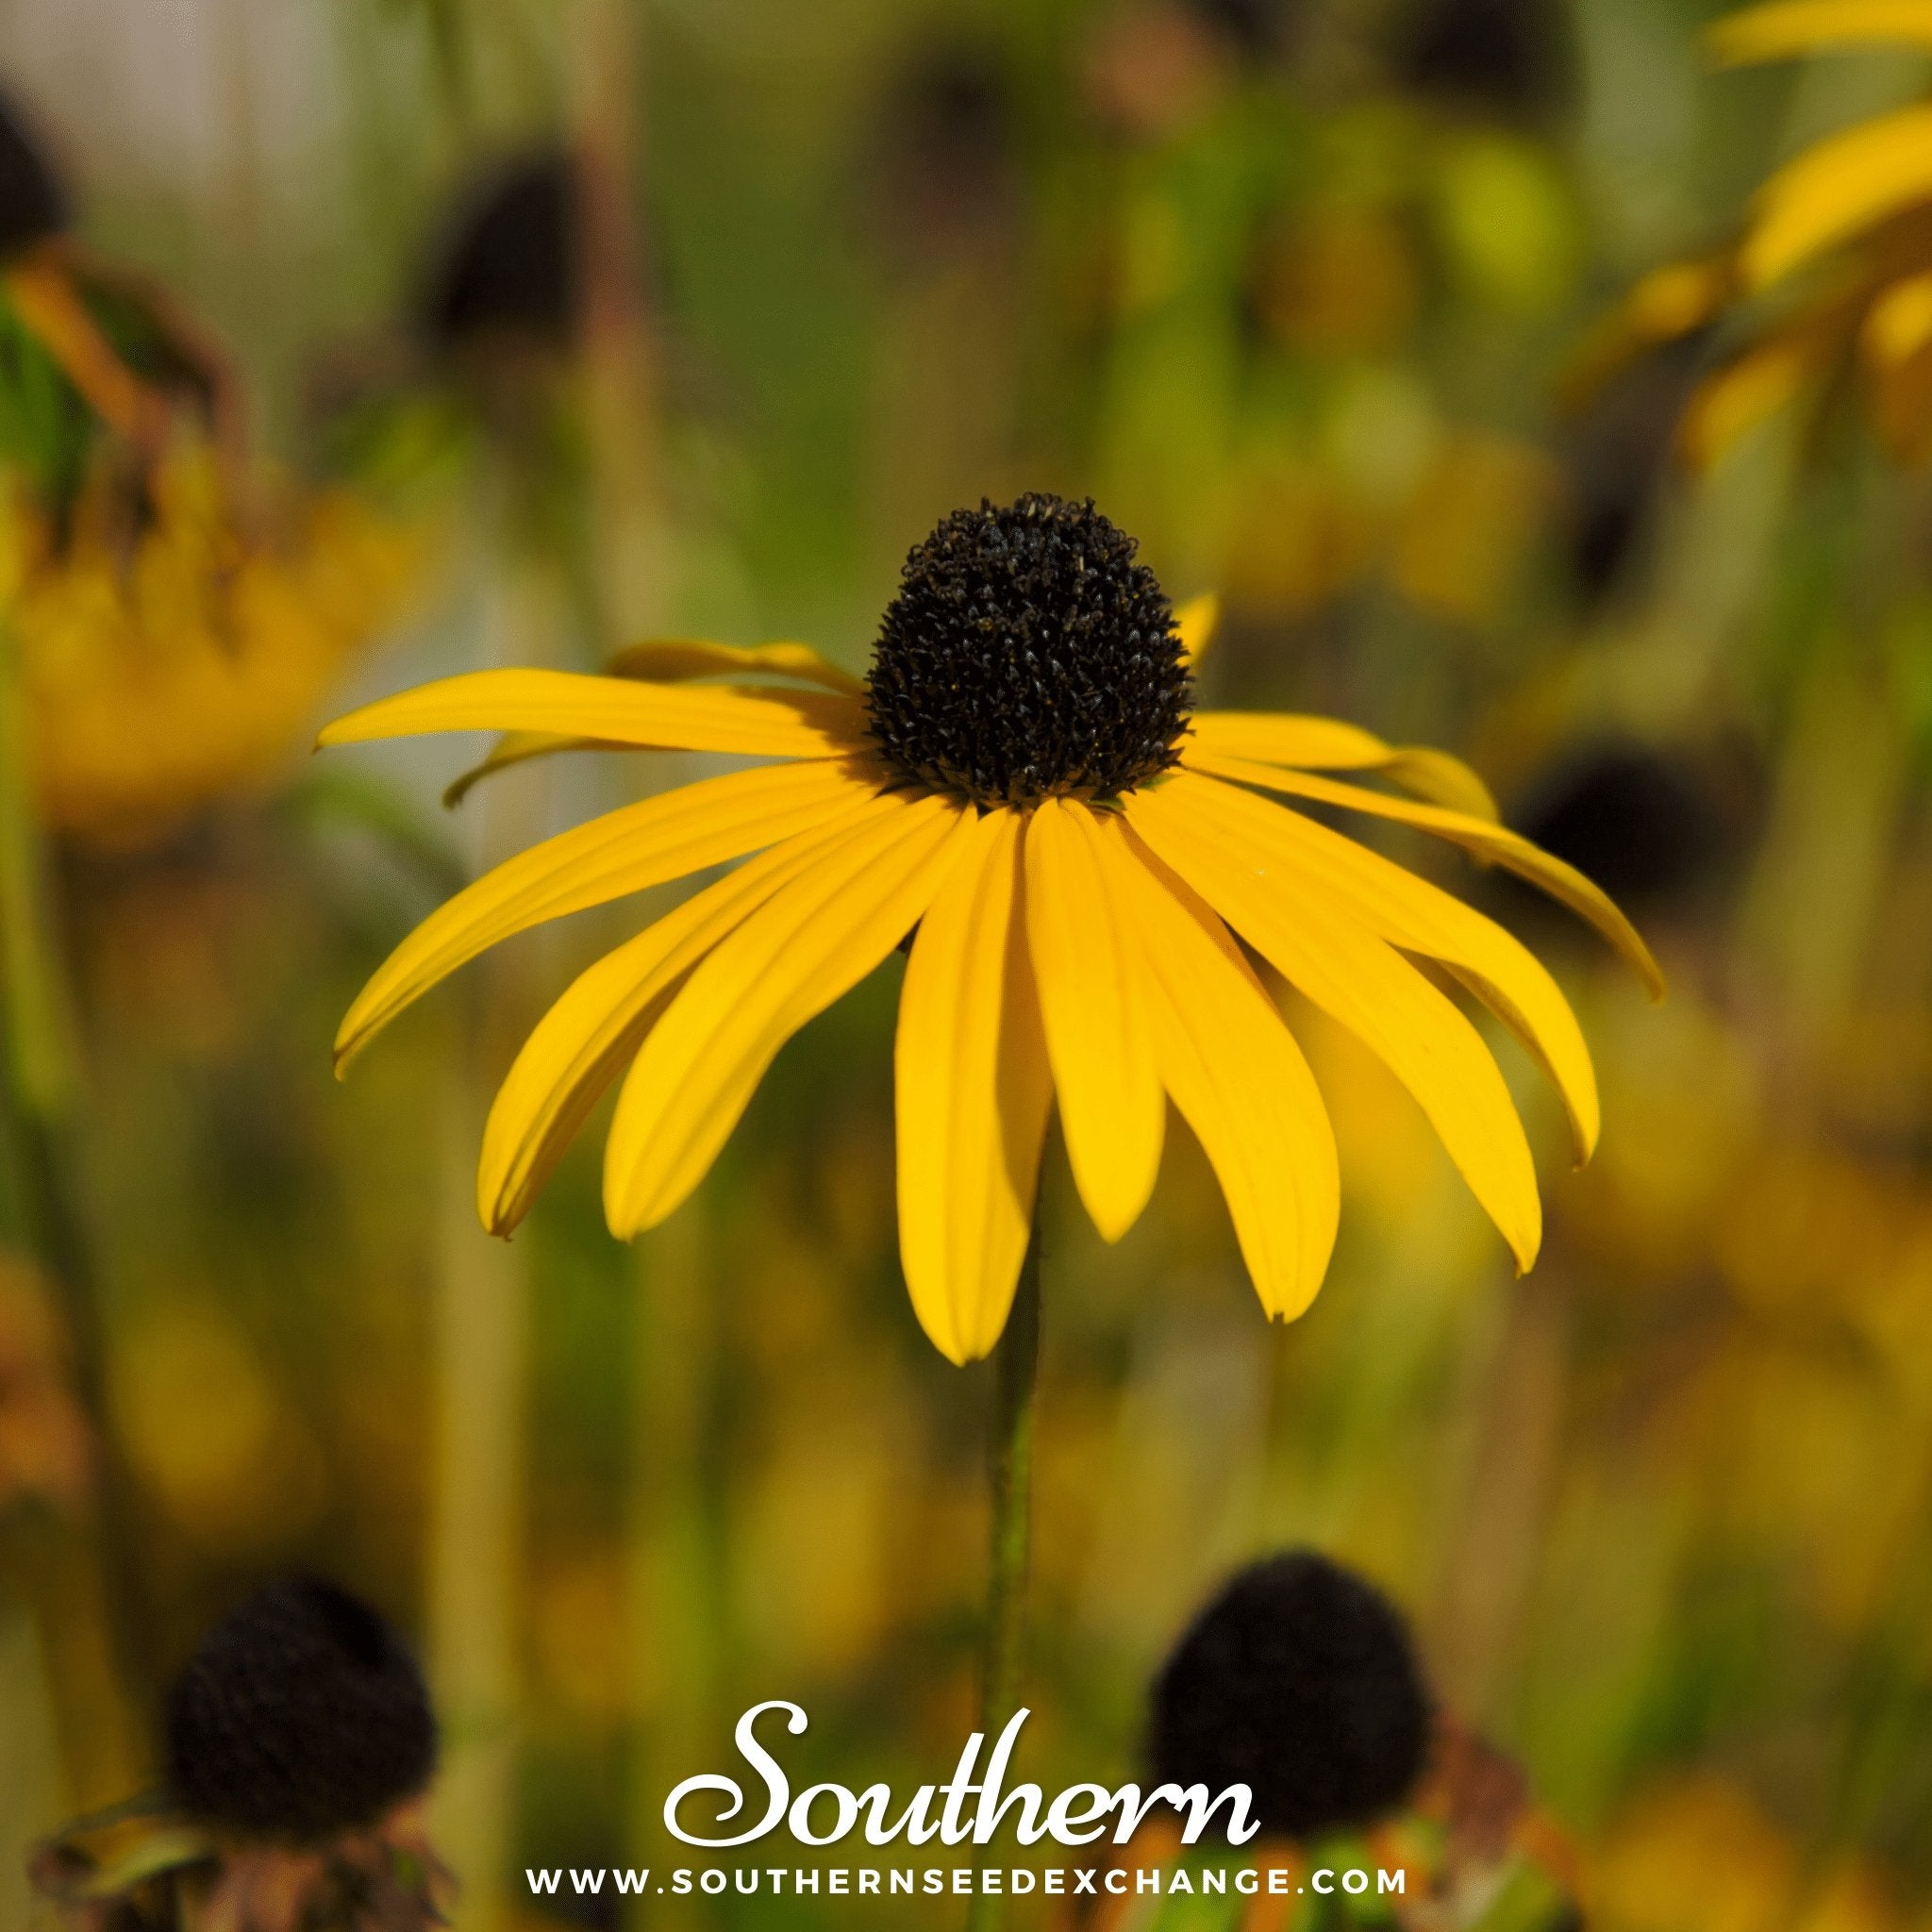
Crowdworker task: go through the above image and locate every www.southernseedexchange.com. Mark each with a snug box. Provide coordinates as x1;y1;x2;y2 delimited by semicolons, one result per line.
526;1863;1407;1902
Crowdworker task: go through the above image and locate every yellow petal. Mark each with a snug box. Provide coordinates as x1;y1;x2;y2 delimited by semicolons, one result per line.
337;758;880;1071
1105;826;1340;1319
603;791;972;1237
1190;712;1499;818
1174;593;1221;669
441;645;869;804
1740;103;1932;290
319;668;866;758
1023;799;1165;1243
1678;337;1824;468
477;813;871;1235
1182;750;1664;997
605;636;866;694
1559;258;1735;409
1710;1;1932;64
895;810;1052;1365
1129;776;1542;1271
1862;269;1932;368
1151;769;1599;1161
441;729;609;808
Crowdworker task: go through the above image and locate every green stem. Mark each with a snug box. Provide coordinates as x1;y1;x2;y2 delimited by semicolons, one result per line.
0;621;151;1779
968;1225;1041;1932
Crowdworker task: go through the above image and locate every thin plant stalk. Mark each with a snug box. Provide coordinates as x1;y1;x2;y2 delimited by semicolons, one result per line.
968;1224;1042;1932
0;622;146;1801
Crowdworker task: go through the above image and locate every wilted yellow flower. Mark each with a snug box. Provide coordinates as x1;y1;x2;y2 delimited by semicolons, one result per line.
1576;1;1932;464
0;248;425;848
325;494;1657;1363
9;451;424;846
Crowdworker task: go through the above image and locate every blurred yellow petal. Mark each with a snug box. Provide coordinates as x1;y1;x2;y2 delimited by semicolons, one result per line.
895;810;1052;1365
1183;749;1665;997
477;809;878;1235
319;667;866;758
1129;774;1542;1271
1191;712;1499;817
1174;592;1220;668
1024;798;1165;1242
1560;258;1733;408
1861;269;1932;367
1740;104;1932;288
1710;1;1932;64
1107;827;1340;1319
605;636;867;695
1151;768;1600;1161
604;791;972;1237
337;758;880;1071
1680;336;1824;468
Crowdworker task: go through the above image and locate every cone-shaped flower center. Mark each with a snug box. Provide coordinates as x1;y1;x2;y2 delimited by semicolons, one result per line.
865;493;1192;806
165;1575;439;1841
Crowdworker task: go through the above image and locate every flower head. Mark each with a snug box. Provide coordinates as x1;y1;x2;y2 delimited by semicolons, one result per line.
324;492;1657;1363
1150;1550;1431;1839
165;1575;438;1841
32;1577;447;1932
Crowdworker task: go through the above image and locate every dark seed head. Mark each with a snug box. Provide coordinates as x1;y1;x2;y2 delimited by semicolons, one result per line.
1150;1550;1431;1840
865;494;1191;806
0;92;66;260
164;1575;438;1842
1518;744;1720;909
422;152;579;355
1395;0;1573;122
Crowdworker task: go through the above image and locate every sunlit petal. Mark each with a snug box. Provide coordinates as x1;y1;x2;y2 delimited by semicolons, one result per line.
1183;749;1664;996
604;791;972;1237
1104;825;1340;1318
1023;798;1165;1242
895;810;1052;1365
1130;776;1543;1271
477;812;876;1235
319;667;867;758
336;758;882;1071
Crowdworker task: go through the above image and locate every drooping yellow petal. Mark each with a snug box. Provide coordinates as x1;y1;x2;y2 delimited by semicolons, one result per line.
1710;1;1932;64
1740;103;1932;290
1862;269;1932;368
441;729;612;808
1104;825;1340;1319
1129;777;1542;1272
894;810;1052;1365
1023;798;1165;1242
1174;593;1221;669
477;812;873;1235
605;637;867;694
604;791;972;1237
1182;749;1665;997
1679;336;1825;468
1190;712;1499;818
1150;770;1599;1161
1559;258;1735;408
319;668;866;758
337;758;880;1071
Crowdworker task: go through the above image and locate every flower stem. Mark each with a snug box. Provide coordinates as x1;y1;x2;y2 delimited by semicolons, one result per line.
969;1224;1041;1931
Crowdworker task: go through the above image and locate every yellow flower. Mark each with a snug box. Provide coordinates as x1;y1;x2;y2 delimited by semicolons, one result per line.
8;448;425;846
1575;1;1932;464
324;495;1657;1363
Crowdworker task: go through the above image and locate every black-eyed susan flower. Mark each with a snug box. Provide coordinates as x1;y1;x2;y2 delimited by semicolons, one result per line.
324;492;1657;1365
1572;1;1932;466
